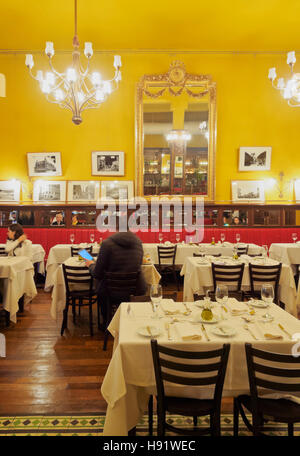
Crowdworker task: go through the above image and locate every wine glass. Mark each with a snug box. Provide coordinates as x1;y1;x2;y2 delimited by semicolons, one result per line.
90;233;95;243
292;233;298;243
261;283;274;306
236;233;241;244
158;233;163;244
216;285;229;306
150;284;162;319
220;233;225;244
176;233;181;243
262;244;268;261
70;234;75;244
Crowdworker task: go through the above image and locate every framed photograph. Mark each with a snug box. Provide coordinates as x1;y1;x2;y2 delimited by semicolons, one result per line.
33;180;66;203
92;151;124;176
27;152;62;177
101;181;134;201
67;181;100;203
232;180;265;203
295;180;300;203
239;147;271;171
0;180;21;203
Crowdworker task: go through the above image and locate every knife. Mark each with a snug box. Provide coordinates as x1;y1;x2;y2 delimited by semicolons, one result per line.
278;323;292;339
201;324;210;341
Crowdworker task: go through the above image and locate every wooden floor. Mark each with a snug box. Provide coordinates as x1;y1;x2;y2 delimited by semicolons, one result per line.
0;285;233;415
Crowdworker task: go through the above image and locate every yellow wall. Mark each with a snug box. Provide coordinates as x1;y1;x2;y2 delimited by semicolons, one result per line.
0;52;300;203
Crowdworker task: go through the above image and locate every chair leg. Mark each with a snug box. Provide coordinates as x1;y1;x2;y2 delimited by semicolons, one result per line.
72;298;76;324
4;310;10;327
61;303;69;336
148;395;153;436
211;413;221;437
103;330;108;351
193;416;197;427
233;398;239;437
18;295;24;313
89;303;93;337
288;423;294;437
157;411;165;436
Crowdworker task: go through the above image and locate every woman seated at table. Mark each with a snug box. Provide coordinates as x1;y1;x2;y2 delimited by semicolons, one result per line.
5;223;33;260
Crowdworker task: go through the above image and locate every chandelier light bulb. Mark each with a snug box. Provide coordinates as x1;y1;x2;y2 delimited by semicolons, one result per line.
77;91;85;103
66;68;77;82
114;55;122;69
25;54;34;69
103;81;112;94
54;89;64;101
283;87;292;99
41;80;51;94
268;68;276;81
84;42;93;58
36;70;43;82
45;41;55;57
287;51;296;66
91;72;101;86
46;72;55;86
95;89;105;101
277;78;285;89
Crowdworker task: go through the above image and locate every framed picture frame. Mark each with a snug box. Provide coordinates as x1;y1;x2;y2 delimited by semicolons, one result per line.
295;180;300;203
0;180;21;203
33;180;66;203
101;180;134;201
239;147;271;171
67;181;100;203
91;151;125;176
27;152;62;177
231;180;265;203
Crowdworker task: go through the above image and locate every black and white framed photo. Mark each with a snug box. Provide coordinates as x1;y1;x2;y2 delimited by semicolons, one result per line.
27;152;62;177
0;180;21;203
92;151;124;176
101;181;134;201
67;181;100;203
239;147;271;171
33;180;66;203
232;180;265;203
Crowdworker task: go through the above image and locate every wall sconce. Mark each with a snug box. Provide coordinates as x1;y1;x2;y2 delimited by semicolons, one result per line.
266;171;293;198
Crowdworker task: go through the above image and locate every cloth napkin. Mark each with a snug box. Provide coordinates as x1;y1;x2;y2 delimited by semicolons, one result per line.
258;393;300;405
226;298;248;314
161;300;185;315
174;322;202;341
255;322;284;340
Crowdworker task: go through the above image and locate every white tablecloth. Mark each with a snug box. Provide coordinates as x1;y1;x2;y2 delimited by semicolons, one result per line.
101;300;300;436
0;243;46;274
269;243;300;274
143;243;263;265
0;256;37;323
180;256;298;317
50;257;161;320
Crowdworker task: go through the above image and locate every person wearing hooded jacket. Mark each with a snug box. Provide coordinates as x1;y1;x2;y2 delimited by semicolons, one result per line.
85;231;147;323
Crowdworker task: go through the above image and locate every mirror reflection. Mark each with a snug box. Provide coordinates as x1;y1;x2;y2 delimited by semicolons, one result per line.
40;210;65;226
71;210;96;226
223;210;248;226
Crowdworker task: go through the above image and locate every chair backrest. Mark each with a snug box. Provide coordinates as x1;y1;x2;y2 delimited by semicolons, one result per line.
193;291;243;302
245;343;300;415
130;292;178;302
151;340;230;411
249;263;282;301
105;271;139;300
193;253;205;257
0;247;7;257
248;253;262;257
237;245;249;256
62;264;94;295
70;246;93;257
211;263;245;291
157;245;177;266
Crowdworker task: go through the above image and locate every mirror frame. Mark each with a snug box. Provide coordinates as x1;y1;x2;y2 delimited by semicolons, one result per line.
135;61;216;201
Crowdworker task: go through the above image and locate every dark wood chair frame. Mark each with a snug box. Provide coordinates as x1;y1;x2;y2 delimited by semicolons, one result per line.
234;343;300;437
211;263;245;292
70;245;93;257
157;245;179;290
247;263;282;307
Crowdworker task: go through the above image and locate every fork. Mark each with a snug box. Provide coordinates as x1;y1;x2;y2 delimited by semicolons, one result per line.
165;322;173;340
244;324;258;340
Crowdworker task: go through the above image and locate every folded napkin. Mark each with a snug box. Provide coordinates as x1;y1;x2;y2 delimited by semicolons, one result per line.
257;322;284;340
259;393;300;405
263;333;283;340
174;322;202;341
226;298;248;314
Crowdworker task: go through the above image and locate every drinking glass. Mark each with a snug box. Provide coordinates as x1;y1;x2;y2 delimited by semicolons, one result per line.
70;234;75;244
198;244;205;257
150;284;162;319
262;244;268;258
220;233;225;243
158;233;163;244
215;285;228;305
261;283;274;305
292;233;298;243
236;233;241;243
176;233;180;243
90;233;95;243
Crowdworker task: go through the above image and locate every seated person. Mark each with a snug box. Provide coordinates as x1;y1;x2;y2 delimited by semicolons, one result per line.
72;214;81;226
51;212;64;226
85;231;147;325
232;216;241;225
5;223;33;260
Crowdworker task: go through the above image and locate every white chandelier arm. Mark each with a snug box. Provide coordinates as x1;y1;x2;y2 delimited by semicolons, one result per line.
80;58;91;78
81;77;94;96
44;95;74;112
47;56;65;79
79;92;102;112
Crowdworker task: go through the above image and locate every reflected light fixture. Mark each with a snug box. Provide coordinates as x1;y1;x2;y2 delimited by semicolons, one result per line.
25;0;122;125
268;51;300;106
166;129;191;142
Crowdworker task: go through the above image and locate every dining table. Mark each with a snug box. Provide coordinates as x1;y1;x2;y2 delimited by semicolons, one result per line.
50;256;161;320
180;255;298;317
269;243;300;274
101;298;300;436
0;243;46;274
0;256;37;322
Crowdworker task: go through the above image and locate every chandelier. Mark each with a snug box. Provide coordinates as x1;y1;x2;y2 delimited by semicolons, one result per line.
268;51;300;107
25;0;122;125
166;130;191;142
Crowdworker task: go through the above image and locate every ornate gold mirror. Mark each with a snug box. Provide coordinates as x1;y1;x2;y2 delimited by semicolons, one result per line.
136;61;216;200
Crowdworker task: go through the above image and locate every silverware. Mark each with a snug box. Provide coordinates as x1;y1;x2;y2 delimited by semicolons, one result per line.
165;322;172;340
146;326;153;337
278;323;292;339
244;324;258;340
201;324;210;341
183;302;191;314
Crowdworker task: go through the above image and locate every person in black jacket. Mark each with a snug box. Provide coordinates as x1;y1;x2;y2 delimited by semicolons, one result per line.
85;231;147;324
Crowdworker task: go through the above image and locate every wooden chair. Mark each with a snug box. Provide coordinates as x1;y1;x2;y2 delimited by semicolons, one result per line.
70;246;93;257
211;263;245;292
157;245;179;290
234;343;300;437
247;253;262;257
151;340;230;436
237;245;249;256
194;291;243;302
102;271;139;350
193;253;221;258
245;263;282;306
0;247;7;257
61;264;97;337
130;292;178;302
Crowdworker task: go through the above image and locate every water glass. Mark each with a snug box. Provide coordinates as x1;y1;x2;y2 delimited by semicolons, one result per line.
236;234;240;243
220;233;225;243
262;244;268;259
150;284;162;319
261;283;274;305
215;285;228;305
292;233;297;243
176;233;181;243
70;234;75;244
158;233;163;244
90;233;95;243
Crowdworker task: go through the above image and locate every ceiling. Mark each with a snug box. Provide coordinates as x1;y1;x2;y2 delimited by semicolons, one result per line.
1;0;300;52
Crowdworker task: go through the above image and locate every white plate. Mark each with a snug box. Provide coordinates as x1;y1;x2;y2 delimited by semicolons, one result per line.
212;325;237;337
194;301;216;309
248;300;269;308
137;326;161;337
257;314;274;323
192;315;219;324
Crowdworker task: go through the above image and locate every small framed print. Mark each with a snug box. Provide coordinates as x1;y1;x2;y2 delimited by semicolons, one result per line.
239;147;271;171
232;180;265;203
33;180;66;203
0;180;21;203
101;180;134;201
67;181;100;203
27;152;62;177
92;151;124;176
